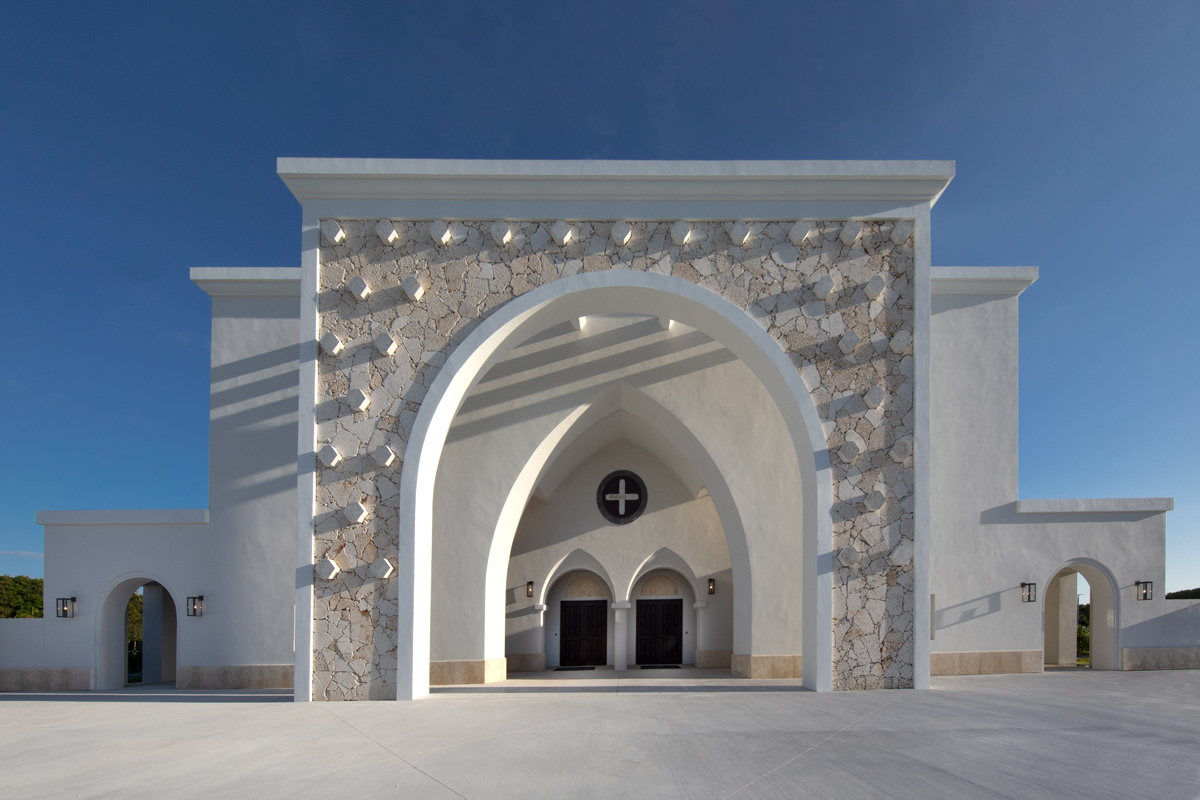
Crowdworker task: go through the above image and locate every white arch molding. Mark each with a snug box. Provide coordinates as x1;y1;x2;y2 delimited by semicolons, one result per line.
397;270;834;699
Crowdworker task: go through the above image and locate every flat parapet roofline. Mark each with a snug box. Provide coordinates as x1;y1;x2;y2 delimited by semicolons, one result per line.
277;157;955;211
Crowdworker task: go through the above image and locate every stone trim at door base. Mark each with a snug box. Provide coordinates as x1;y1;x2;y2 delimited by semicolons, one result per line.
1122;646;1200;670
930;651;1042;676
505;653;545;673
731;654;803;679
695;650;732;669
177;665;294;689
0;667;91;692
430;658;507;685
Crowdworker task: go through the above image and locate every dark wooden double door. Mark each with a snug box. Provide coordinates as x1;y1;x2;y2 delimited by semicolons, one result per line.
560;600;607;667
636;598;683;665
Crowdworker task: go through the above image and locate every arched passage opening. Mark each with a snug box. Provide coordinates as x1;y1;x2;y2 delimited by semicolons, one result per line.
1043;559;1120;671
402;271;833;699
96;574;178;690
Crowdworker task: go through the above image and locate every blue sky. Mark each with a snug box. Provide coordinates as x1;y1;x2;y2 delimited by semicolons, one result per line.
1;1;1197;591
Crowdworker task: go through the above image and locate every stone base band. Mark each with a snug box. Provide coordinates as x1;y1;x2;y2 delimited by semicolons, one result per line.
695;650;732;669
930;650;1042;676
0;667;91;692
176;665;294;690
1122;646;1200;671
731;654;802;679
505;653;545;673
430;658;507;685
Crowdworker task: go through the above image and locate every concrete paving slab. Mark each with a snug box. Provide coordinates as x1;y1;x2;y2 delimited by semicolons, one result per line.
1;670;1198;798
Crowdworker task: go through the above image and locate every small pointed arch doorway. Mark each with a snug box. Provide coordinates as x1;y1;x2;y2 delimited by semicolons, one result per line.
1043;559;1120;671
97;575;178;690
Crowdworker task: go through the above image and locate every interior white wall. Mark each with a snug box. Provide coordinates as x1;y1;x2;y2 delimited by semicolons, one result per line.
432;314;803;665
1044;571;1077;666
505;439;729;663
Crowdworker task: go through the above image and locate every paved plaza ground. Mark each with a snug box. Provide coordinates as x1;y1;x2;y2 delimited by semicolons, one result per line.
2;668;1198;798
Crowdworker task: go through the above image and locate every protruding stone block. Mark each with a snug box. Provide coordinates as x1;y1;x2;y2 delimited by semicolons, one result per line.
320;219;345;245
726;221;751;247
890;219;914;244
370;444;396;468
863;385;886;409
836;546;860;568
610;221;632;246
788;221;816;246
429;220;467;247
864;275;886;300
550;220;575;246
401;274;428;302
890;436;913;463
346;388;370;412
343;501;368;525
367;557;394;580
864;489;886;512
670;220;693;246
375;219;402;246
889;329;912;355
838;330;861;355
315;557;340;581
889;541;913;567
345;276;371;301
317;444;342;468
319;332;344;356
490;220;513;246
372;331;398;356
814;275;836;299
838;440;861;464
839;220;863;246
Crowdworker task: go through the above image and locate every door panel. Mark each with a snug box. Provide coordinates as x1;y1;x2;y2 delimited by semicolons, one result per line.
561;600;607;666
636;599;683;665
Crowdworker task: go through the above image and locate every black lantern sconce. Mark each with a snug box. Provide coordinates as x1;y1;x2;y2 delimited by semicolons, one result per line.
186;596;204;617
1135;581;1153;601
1020;583;1037;603
526;581;534;598
55;597;75;618
707;579;716;595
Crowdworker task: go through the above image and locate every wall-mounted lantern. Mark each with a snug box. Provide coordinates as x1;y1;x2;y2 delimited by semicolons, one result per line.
1020;583;1037;603
707;579;716;595
1135;581;1153;601
186;596;204;617
55;597;75;618
526;581;534;598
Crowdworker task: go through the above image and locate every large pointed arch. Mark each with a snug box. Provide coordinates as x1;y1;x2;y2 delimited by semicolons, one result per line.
398;270;833;698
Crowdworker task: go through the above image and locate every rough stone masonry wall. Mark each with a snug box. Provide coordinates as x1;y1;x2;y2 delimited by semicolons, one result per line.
313;218;916;698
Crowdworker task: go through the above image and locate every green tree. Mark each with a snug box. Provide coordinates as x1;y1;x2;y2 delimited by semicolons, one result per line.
1166;587;1200;600
0;575;44;618
126;593;142;646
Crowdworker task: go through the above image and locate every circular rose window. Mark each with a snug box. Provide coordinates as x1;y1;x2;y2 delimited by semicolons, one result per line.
596;470;648;525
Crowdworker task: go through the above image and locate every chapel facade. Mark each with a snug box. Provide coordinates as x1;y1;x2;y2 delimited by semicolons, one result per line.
4;160;1197;698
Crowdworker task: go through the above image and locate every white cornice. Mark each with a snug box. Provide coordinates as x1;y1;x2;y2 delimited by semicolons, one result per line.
931;267;1039;297
191;267;302;297
1015;498;1174;514
36;509;210;526
276;158;955;219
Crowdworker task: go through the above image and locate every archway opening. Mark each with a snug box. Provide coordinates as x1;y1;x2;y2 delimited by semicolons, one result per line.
98;577;178;690
543;570;613;670
1043;560;1119;671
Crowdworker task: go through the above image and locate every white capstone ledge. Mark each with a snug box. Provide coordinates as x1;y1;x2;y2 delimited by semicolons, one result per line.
190;268;302;298
1015;498;1174;514
931;266;1039;297
35;509;209;526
